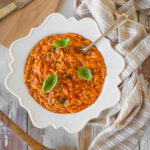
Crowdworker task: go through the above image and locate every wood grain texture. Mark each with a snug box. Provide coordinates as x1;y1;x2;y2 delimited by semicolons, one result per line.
28;118;77;150
0;0;60;47
27;118;44;150
0;0;13;9
0;111;53;150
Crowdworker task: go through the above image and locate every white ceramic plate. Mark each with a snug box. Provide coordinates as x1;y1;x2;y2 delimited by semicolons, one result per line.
5;13;124;133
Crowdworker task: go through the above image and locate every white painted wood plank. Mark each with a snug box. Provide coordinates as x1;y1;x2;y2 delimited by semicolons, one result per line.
138;10;150;150
57;0;75;18
139;59;150;150
42;127;77;150
27;119;43;150
28;119;77;150
135;143;140;150
0;45;28;150
140;126;150;150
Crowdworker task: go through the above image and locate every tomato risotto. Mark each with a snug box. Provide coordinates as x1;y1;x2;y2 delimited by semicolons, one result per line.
24;33;106;113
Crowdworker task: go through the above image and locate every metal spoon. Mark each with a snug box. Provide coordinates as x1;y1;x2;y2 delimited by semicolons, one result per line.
82;13;128;51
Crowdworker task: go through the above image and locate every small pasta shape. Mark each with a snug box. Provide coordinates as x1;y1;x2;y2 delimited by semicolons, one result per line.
24;33;106;114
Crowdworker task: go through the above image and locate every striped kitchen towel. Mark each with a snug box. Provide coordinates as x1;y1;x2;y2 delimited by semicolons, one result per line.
75;0;150;150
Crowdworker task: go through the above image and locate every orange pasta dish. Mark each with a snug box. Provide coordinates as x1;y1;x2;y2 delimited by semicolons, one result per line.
24;33;106;113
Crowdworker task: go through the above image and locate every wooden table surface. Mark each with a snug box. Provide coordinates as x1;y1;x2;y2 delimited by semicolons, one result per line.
0;0;150;150
0;0;60;47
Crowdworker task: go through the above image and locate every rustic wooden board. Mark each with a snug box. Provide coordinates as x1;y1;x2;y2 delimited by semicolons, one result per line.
0;0;14;8
0;0;60;47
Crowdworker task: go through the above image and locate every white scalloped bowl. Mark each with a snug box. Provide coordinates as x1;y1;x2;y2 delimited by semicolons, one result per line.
5;13;124;133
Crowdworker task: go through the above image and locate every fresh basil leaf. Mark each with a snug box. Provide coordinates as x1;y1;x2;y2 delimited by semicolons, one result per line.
42;72;57;93
52;38;70;48
60;98;66;104
77;66;92;81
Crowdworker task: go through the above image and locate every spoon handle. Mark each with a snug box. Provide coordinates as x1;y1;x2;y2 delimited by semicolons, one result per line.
0;110;53;150
83;13;128;51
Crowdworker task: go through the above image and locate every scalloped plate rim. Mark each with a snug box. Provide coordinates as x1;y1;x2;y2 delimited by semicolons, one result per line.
5;13;125;133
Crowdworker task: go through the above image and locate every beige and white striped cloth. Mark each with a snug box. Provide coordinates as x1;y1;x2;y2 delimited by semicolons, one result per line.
75;0;150;150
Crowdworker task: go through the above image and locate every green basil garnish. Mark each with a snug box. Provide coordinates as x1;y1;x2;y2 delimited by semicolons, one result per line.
52;46;56;52
67;75;72;80
52;38;70;48
60;98;66;104
42;72;57;93
65;73;72;80
77;66;92;81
